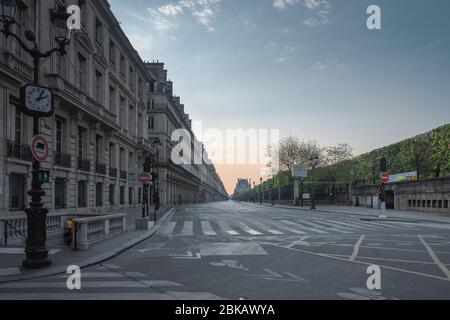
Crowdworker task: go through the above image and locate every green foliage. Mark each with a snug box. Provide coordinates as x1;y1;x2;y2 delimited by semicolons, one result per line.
239;124;449;199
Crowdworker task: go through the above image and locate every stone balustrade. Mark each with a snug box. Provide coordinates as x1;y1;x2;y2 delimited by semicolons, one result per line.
71;214;126;250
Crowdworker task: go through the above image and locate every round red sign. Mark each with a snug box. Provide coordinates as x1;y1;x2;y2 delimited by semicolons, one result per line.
31;135;49;162
380;172;390;183
139;172;151;184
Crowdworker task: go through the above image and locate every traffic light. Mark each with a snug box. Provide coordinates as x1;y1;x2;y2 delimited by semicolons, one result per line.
379;157;387;172
40;171;50;184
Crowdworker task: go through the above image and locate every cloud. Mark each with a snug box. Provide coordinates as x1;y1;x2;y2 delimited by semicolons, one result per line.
274;44;302;63
148;8;178;30
310;53;345;71
158;4;183;16
302;0;332;27
147;0;221;32
273;0;300;10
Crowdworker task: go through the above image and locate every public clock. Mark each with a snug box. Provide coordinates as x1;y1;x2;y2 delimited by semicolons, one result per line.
20;84;54;117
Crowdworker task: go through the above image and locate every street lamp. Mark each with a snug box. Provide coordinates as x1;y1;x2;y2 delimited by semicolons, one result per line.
259;177;263;205
0;2;72;269
309;155;319;210
151;138;162;224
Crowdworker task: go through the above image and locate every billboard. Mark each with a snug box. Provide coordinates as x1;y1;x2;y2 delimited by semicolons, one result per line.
388;171;418;183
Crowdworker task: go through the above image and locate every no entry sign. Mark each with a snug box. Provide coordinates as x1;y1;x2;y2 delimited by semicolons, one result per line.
31;135;49;162
139;172;151;185
380;172;390;184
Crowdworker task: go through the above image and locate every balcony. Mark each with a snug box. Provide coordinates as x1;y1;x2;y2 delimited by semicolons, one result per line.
96;162;107;175
120;170;127;180
109;167;118;178
53;152;71;168
6;140;33;162
77;158;91;172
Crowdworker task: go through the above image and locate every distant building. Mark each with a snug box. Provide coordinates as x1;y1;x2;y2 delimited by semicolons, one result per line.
233;179;251;199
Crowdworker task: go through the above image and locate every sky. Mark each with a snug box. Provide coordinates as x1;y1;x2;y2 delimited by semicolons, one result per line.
108;0;450;194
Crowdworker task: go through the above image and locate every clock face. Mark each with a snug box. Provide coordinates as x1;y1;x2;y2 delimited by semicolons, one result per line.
24;86;52;114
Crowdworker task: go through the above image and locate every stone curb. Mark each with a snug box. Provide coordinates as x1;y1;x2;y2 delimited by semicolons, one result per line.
0;207;176;284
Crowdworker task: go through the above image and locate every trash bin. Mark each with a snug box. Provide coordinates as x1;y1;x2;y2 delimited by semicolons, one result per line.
64;218;74;246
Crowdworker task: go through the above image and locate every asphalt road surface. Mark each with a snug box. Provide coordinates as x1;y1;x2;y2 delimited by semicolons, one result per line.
1;201;450;300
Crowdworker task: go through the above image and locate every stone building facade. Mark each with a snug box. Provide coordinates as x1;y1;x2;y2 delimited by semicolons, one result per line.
145;62;227;206
352;177;450;214
0;0;227;222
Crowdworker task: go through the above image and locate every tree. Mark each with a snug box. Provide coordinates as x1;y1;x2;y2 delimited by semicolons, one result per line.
325;143;354;166
268;137;326;173
430;124;450;177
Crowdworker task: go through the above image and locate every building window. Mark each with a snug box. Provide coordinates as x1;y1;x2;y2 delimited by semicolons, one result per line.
109;86;116;114
129;67;134;90
77;181;88;207
9;174;26;211
78;127;86;159
138;188;142;204
77;53;87;91
128;187;133;205
96;182;103;207
95;17;103;46
94;70;104;104
120;186;125;205
444;200;449;209
109;184;115;205
148;116;155;131
15;110;22;144
120;96;125;127
128;105;134;133
95;135;103;165
55;178;67;209
109;41;116;66
438;200;442;208
120;55;126;78
55;117;66;154
12;6;24;58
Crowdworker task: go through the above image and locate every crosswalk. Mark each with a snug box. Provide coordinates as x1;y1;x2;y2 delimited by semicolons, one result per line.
0;264;224;300
158;217;417;237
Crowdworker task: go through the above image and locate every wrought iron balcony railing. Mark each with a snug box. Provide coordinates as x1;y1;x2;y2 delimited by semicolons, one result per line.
77;158;91;172
6;140;33;162
96;162;107;175
53;152;71;168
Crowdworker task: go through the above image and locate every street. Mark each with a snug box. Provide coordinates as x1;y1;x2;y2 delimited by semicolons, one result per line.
1;201;450;300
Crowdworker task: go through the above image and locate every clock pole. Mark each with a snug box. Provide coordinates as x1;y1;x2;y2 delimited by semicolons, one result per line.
22;53;51;269
0;5;73;269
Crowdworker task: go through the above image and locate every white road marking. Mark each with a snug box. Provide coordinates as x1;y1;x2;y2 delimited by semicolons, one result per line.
326;220;382;230
281;220;329;234
249;221;284;235
201;221;217;236
364;221;406;230
287;236;310;248
312;220;356;231
239;223;263;235
419;235;450;280
268;222;306;235
160;222;177;234
181;222;194;236
217;221;240;235
349;235;366;261
300;221;352;234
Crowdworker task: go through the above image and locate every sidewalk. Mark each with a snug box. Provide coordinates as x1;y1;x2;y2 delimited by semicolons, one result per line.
0;206;175;283
243;202;450;224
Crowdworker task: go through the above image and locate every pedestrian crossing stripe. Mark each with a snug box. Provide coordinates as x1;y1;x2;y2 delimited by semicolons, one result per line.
201;221;217;236
281;220;329;234
158;217;415;237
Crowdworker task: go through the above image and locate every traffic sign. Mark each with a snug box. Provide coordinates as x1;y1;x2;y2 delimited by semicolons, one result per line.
139;172;151;185
380;172;389;184
31;135;49;162
292;165;308;178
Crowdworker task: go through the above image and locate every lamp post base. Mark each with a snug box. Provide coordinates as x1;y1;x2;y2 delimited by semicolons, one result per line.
23;256;52;269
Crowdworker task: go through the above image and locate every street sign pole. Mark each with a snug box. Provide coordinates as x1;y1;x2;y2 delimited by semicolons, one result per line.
380;172;389;218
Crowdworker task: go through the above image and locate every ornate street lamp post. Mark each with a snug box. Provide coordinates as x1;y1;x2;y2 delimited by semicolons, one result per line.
1;2;72;269
151;138;162;224
309;155;320;210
